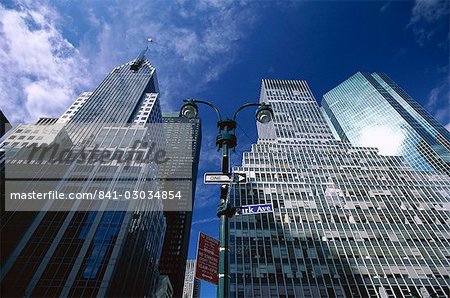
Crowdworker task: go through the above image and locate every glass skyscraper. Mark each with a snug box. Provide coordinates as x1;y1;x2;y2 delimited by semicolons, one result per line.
229;79;450;297
0;51;184;297
322;72;450;175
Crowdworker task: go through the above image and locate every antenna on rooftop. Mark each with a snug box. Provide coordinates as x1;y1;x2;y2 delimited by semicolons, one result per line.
130;36;154;72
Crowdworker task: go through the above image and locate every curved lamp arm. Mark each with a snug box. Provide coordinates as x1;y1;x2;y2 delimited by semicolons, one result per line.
184;99;222;121
233;103;262;121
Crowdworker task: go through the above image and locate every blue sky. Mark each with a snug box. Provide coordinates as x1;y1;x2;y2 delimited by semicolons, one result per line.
0;0;449;297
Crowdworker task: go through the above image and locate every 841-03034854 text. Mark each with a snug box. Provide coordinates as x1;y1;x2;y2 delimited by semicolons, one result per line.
96;190;182;200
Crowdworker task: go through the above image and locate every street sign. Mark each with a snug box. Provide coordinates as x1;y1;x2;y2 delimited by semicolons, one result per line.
204;172;246;184
195;232;220;285
236;203;274;215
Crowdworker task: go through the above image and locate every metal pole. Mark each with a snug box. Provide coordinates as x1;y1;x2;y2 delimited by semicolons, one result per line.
217;135;230;298
179;100;272;297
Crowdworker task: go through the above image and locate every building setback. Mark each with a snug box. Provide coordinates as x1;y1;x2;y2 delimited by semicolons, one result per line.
1;50;168;297
230;79;450;297
322;72;450;175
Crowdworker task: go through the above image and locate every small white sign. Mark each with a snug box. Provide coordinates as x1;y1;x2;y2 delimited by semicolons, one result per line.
203;173;246;184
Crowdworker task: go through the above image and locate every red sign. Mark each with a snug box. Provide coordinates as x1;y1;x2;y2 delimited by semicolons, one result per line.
195;232;220;285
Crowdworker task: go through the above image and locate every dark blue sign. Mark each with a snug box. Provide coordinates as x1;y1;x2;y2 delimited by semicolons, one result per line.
237;203;273;215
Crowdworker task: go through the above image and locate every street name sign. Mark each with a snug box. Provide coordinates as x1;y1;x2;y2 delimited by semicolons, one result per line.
204;172;246;184
195;232;220;285
236;203;274;215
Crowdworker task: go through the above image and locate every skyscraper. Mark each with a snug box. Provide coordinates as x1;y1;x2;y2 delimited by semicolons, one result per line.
159;113;202;297
182;260;201;298
230;79;450;297
1;50;171;297
322;72;450;175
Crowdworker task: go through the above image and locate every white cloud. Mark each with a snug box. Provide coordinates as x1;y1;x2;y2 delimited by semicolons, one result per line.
0;0;259;122
198;132;222;168
426;81;446;110
80;0;258;111
445;122;450;131
0;3;90;123
192;216;219;226
410;0;449;24
380;1;390;13
434;106;449;125
425;77;450;126
193;179;220;208
408;0;449;46
172;30;201;63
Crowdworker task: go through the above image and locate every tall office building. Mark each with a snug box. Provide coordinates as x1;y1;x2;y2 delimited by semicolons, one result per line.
182;260;201;298
229;79;450;297
159;113;202;297
1;50;169;297
322;72;450;175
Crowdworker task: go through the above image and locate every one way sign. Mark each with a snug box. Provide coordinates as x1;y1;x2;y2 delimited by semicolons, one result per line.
204;172;246;184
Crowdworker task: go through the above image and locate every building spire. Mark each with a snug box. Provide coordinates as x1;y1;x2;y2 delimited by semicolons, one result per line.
130;37;153;72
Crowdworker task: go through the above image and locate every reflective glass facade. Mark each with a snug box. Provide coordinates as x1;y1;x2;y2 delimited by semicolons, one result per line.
230;79;450;297
322;72;449;175
1;54;168;297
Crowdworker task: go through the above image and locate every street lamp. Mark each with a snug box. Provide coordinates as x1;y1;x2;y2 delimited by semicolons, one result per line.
180;99;274;298
180;101;199;119
255;103;273;124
